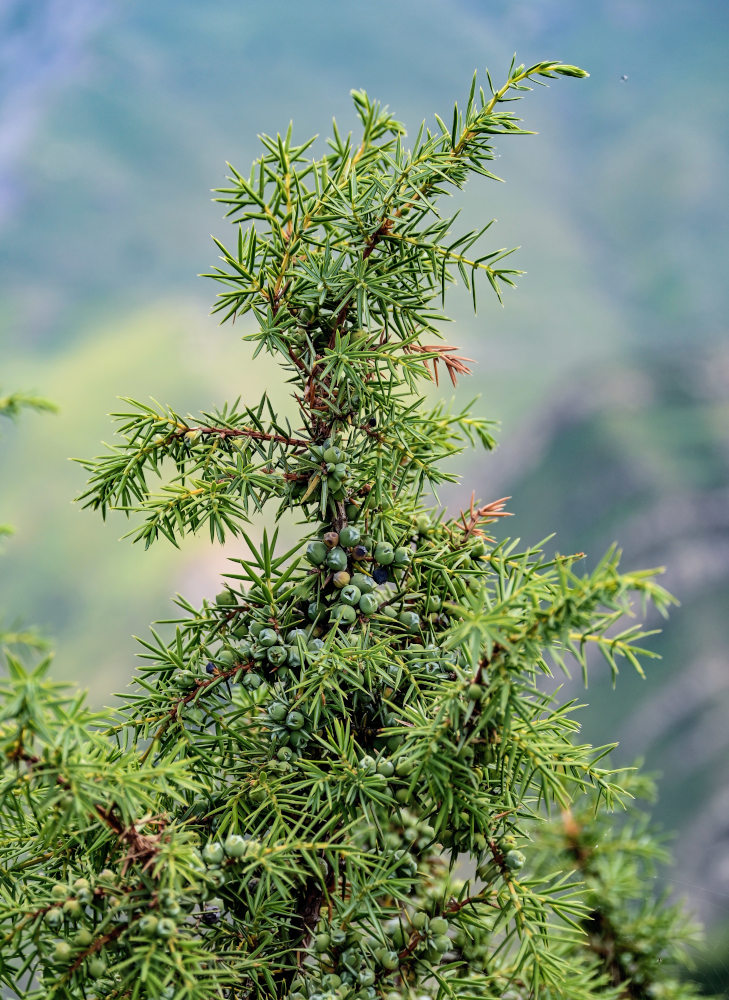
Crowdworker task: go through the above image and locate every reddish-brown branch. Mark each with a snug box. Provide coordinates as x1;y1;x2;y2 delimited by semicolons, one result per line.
404;343;475;387
459;492;512;540
67;922;125;976
175;425;309;449
138;660;253;765
445;890;499;915
397;888;500;961
362;218;394;261
93;804;167;875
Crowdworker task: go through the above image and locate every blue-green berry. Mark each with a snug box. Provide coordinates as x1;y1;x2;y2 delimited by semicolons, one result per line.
207;869;226;889
202;841;225;866
326;547;348;572
358;754;376;773
138;913;159;936
314;932;330;953
339;525;361;548
268;702;288;722
331;604;357;624
258;628;278;648
286;646;302;668
174;669;197;689
395;757;415;777
267;645;288;666
286;710;306;730
88;956;106;978
156;917;177;938
374;541;395;565
359;593;379;615
398;611;421;633
224;834;248;858
350;573;374;593
89;955;106;979
53;941;72;964
504;849;526;871
393;546;412;566
306;540;328;565
63;898;82;918
340;585;361;606
393;850;417;874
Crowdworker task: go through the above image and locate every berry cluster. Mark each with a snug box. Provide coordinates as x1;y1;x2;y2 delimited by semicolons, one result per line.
294;906;453;1000
302;514;447;635
37;848;245;993
286;439;353;505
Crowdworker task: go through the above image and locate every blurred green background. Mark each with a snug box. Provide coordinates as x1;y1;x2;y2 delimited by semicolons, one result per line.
1;0;728;987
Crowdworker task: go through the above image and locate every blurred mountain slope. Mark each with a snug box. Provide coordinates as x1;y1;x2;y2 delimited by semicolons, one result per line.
474;343;729;935
2;0;727;367
0;299;282;701
1;0;727;969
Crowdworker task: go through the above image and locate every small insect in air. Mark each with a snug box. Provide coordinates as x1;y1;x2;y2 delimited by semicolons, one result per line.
620;74;629;81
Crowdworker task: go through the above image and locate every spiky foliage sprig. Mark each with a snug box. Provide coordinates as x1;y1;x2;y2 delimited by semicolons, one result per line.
0;391;57;424
530;770;709;1000
1;60;711;1000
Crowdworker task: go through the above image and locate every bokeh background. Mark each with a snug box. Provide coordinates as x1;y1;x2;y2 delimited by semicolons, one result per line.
1;0;728;988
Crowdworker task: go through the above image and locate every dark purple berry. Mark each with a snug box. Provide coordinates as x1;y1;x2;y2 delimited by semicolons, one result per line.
202;908;221;925
205;661;216;674
353;545;368;560
373;566;389;584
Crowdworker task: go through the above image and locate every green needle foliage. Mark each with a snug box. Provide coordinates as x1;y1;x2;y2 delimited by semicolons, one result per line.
0;391;57;424
0;59;712;1000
